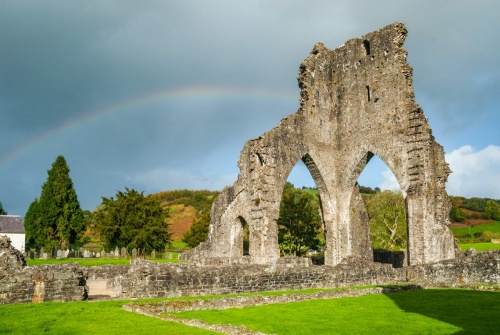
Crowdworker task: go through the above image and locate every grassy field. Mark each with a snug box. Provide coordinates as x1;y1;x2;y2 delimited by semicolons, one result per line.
450;221;500;250
0;299;217;335
26;253;183;267
450;221;500;236
175;289;500;335
1;289;498;334
458;242;500;252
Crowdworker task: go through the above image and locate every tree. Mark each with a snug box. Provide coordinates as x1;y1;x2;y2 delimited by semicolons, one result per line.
93;188;171;254
277;182;322;256
450;206;466;223
24;199;41;249
485;200;500;221
365;190;407;251
0;202;6;215
24;156;85;250
182;212;210;248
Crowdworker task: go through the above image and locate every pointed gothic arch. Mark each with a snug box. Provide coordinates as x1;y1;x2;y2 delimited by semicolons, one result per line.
180;23;456;267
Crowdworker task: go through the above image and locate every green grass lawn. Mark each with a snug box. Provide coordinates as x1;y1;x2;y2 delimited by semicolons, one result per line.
175;289;500;335
458;242;500;252
169;240;189;249
26;253;183;267
1;289;498;334
450;221;500;236
0;299;218;335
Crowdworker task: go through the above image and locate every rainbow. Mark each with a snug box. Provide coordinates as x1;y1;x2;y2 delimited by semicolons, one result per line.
0;86;298;168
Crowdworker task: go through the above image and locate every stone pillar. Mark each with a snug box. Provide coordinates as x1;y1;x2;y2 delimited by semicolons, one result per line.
32;273;45;303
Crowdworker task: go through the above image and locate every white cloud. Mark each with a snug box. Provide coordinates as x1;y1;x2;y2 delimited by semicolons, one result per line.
379;169;401;192
126;168;237;193
445;145;500;199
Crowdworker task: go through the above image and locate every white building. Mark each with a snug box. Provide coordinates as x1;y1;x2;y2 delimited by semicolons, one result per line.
0;215;25;252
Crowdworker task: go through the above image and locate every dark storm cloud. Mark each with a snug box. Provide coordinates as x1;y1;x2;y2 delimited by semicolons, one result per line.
1;0;499;214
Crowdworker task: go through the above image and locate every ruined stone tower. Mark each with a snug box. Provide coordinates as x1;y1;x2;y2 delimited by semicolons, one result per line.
180;23;456;267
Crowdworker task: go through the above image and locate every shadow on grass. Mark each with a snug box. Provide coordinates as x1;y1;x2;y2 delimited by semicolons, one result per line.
384;288;500;334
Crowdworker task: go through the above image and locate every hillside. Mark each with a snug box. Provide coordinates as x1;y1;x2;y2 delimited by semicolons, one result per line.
99;188;500;244
153;189;218;242
165;204;197;241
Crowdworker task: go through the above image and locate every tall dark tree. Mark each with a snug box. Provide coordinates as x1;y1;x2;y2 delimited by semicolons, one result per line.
93;188;171;254
24;156;85;250
0;202;6;215
24;199;40;249
277;182;322;256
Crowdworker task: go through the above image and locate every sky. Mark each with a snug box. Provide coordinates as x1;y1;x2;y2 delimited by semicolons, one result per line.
1;1;499;215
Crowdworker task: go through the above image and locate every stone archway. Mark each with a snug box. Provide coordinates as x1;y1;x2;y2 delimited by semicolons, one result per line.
180;23;456;266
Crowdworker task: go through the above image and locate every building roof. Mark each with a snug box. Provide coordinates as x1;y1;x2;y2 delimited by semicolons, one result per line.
0;215;25;233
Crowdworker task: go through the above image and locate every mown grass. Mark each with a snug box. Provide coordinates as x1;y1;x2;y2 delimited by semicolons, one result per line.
169;240;189;249
26;253;183;267
0;299;218;335
1;289;498;334
175;289;500;335
459;242;500;252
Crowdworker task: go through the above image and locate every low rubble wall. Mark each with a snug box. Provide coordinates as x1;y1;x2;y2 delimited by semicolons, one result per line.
112;250;499;299
1;233;499;304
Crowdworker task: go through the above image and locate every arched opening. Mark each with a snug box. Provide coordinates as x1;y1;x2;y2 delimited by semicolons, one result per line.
238;216;250;256
278;156;325;264
357;155;408;268
362;39;371;56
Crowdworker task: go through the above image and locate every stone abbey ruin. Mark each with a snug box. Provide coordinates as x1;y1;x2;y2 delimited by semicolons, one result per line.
181;22;456;267
3;23;498;306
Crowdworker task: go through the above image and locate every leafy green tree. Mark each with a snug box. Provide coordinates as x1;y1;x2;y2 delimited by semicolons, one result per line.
182;212;210;248
462;197;487;212
24;156;85;250
366;190;407;251
485;200;500;221
277;182;322;256
93;188;171;254
450;206;466;223
0;202;6;215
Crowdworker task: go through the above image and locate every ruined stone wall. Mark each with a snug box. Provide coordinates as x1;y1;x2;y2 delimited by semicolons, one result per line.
115;251;499;299
181;22;456;267
1;245;498;304
0;265;87;304
0;236;86;304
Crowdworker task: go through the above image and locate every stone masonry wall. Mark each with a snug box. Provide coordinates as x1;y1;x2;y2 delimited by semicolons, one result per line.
1;247;498;304
114;251;499;299
0;236;86;304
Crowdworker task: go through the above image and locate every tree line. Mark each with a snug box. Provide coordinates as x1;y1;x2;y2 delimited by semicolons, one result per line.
449;196;500;222
15;155;499;257
182;183;409;255
23;156;170;254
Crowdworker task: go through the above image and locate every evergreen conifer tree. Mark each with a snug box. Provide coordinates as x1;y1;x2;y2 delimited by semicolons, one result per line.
93;188;171;254
0;202;6;215
24;198;41;249
25;156;85;250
